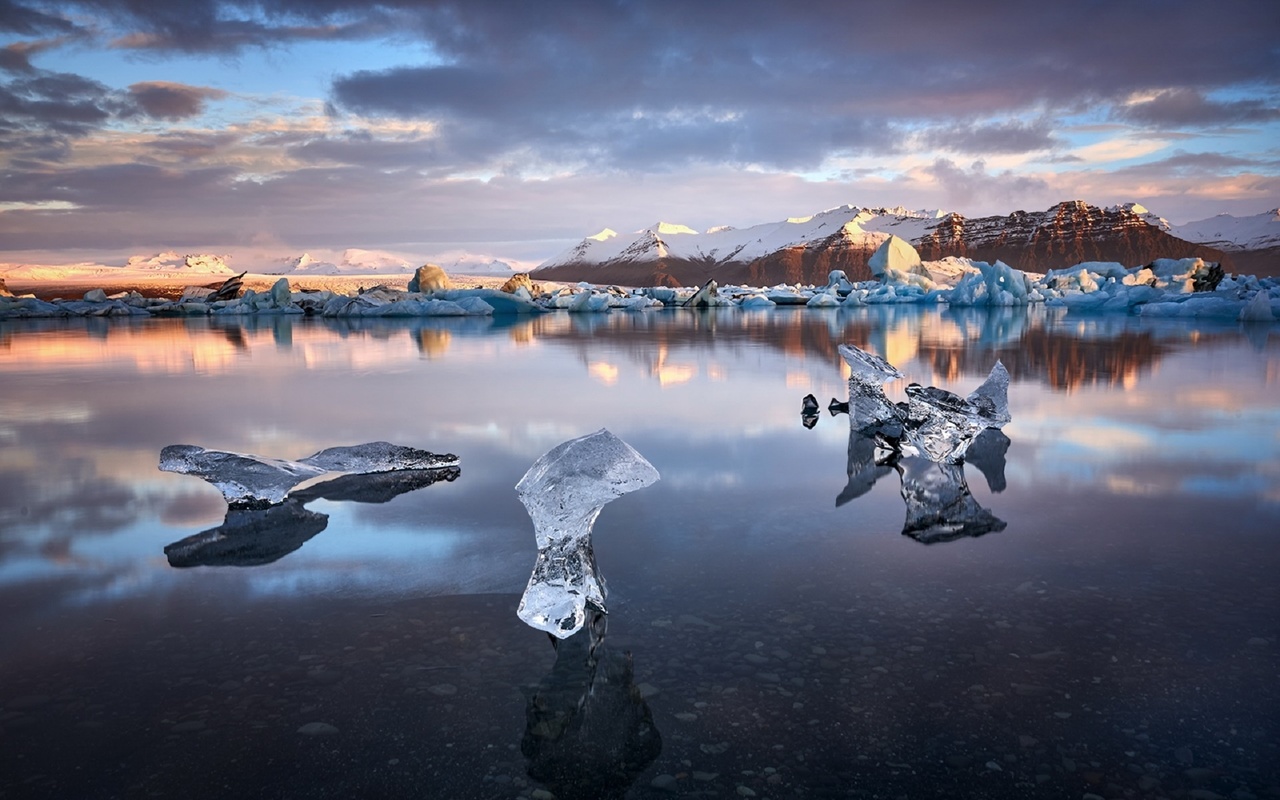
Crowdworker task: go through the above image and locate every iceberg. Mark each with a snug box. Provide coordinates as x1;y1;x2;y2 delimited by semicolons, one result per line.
298;441;458;473
159;445;327;508
289;467;460;504
965;360;1011;429
903;384;988;463
837;343;904;432
516;429;660;638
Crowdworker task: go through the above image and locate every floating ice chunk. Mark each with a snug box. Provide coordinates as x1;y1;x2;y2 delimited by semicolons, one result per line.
806;287;842;307
1239;290;1275;322
516;429;660;638
291;467;460;504
739;292;777;308
827;270;854;293
897;457;1006;544
903;384;987;463
159;444;327;507
966;360;1011;429
299;441;458;473
837;343;904;431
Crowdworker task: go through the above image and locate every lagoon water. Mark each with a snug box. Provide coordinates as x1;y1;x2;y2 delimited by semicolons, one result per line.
1;307;1278;799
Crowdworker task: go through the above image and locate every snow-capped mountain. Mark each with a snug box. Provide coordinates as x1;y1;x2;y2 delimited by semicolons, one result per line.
444;254;521;276
1171;209;1280;252
278;249;414;274
536;206;947;286
534;201;1262;286
124;251;235;274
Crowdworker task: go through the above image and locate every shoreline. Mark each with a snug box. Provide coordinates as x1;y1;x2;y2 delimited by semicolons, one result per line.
2;271;566;302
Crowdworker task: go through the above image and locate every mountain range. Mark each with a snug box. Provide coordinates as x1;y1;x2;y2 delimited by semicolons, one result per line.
532;202;1280;285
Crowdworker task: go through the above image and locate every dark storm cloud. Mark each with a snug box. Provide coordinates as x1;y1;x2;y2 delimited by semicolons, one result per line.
128;81;227;120
1118;88;1280;128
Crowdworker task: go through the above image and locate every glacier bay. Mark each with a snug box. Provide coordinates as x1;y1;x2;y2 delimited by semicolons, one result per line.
0;306;1277;799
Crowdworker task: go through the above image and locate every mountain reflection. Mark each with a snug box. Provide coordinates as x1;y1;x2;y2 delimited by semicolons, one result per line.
522;609;662;800
1;306;1235;391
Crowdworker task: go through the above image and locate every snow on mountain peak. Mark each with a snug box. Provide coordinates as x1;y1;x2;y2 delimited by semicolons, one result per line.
1171;208;1280;251
588;228;617;242
124;251;234;273
649;222;698;236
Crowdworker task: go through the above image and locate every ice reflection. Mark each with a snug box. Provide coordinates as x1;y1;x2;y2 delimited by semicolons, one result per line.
522;609;662;800
896;456;1007;544
164;500;328;567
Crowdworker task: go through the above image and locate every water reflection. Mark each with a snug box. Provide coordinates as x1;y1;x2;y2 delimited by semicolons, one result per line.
522;609;662;799
896;456;1007;544
3;306;1248;392
164;500;328;567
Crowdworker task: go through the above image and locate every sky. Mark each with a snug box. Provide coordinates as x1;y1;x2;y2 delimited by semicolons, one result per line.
1;0;1278;269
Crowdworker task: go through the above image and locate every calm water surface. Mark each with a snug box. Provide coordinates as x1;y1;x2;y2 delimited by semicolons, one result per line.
1;307;1278;799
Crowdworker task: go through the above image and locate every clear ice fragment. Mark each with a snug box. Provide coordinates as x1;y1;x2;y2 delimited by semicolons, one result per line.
516;429;660;638
837;344;904;431
896;457;1006;544
159;444;327;507
291;467;460;504
903;384;987;463
966;360;1011;429
299;441;458;472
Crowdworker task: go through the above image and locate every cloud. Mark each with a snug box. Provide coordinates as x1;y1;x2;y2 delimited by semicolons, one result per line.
127;81;228;120
918;119;1059;155
0;0;78;35
0;0;1277;259
919;158;1049;209
1119;88;1280;128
